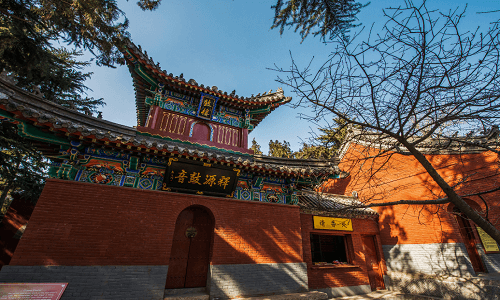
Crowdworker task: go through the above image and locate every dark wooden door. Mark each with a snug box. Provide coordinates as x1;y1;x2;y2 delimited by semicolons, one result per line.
455;213;485;273
362;235;385;291
166;207;214;289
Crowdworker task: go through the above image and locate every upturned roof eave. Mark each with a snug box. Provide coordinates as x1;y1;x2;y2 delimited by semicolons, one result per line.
122;39;292;128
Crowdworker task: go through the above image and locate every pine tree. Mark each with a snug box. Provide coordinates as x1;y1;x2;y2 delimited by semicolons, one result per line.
250;138;263;155
0;122;46;213
271;0;367;41
0;0;162;207
293;118;348;159
0;0;161;113
268;140;293;158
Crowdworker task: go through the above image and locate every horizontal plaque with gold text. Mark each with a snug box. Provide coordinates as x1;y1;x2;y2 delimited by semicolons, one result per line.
162;158;239;196
313;216;353;231
476;226;500;252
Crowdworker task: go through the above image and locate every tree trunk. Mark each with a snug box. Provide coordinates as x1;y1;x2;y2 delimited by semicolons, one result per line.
400;139;500;245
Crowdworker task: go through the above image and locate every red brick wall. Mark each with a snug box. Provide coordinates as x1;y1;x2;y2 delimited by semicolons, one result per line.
11;179;303;266
320;143;500;246
300;213;385;289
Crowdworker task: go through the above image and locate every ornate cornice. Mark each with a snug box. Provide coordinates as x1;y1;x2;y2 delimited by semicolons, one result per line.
0;78;338;178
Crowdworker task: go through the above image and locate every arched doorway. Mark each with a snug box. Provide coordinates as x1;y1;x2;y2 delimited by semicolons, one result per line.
190;122;211;141
450;203;486;273
166;206;214;288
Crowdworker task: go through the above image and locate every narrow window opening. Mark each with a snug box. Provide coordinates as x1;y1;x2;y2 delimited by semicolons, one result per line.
310;234;351;265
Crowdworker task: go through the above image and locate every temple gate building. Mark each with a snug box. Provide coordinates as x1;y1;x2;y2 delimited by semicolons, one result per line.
0;41;386;300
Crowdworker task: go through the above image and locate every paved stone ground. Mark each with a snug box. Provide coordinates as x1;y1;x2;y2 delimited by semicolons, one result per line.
330;290;446;299
330;290;400;299
332;273;500;299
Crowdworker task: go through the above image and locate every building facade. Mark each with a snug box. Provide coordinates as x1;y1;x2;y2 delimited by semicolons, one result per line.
321;133;500;285
0;41;386;300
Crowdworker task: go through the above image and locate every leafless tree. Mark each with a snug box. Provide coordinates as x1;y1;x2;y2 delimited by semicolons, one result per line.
273;1;500;243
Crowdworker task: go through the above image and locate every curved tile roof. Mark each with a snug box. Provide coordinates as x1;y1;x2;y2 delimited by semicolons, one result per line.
298;190;378;218
122;39;292;128
0;79;340;178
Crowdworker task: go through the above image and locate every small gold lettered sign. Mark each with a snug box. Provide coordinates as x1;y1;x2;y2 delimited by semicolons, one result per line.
476;226;500;252
313;216;353;231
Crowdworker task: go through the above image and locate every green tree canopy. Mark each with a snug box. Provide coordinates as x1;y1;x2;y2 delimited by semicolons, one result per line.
250;138;263;155
0;122;46;210
293;118;348;159
271;0;367;41
0;0;161;206
268;140;293;158
0;0;160;113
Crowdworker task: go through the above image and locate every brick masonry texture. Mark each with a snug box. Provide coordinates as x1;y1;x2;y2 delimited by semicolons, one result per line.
324;143;500;247
300;213;385;290
322;143;500;278
208;263;308;299
11;179;303;266
0;265;168;300
382;243;474;276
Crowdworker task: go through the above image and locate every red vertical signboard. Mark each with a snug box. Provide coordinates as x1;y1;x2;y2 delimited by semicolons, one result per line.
0;283;67;299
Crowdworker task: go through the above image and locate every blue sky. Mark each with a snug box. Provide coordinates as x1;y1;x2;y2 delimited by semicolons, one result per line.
82;0;500;154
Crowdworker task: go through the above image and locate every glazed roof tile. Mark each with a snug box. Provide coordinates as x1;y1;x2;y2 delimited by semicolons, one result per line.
338;127;500;159
122;40;292;127
298;190;378;218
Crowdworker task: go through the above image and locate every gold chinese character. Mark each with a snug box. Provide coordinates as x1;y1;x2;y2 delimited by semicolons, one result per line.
201;108;210;116
218;176;231;189
204;174;217;186
175;170;188;183
188;172;202;185
204;98;212;106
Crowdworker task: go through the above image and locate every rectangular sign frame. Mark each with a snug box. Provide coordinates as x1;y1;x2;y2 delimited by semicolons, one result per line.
0;283;68;300
196;93;218;120
162;158;239;197
476;226;500;253
313;216;353;231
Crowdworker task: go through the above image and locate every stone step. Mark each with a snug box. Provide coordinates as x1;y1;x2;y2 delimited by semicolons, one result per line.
234;291;329;300
164;288;209;300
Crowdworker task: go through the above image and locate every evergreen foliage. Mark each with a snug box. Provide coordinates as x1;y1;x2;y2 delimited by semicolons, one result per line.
0;0;160;206
294;118;348;159
0;0;160;113
250;138;263;155
268;140;293;158
0;122;46;211
271;0;367;41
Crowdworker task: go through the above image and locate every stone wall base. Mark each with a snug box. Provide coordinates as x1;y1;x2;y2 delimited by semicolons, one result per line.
384;271;500;300
209;263;308;299
0;265;168;300
382;243;475;277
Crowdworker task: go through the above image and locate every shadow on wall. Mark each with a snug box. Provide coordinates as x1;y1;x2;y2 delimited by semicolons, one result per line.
207;219;308;299
383;242;474;277
385;270;500;299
